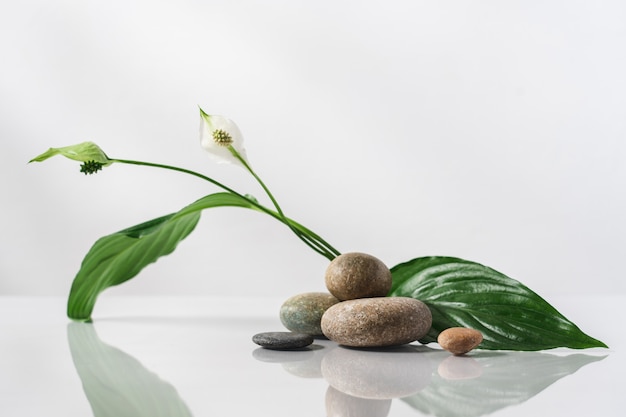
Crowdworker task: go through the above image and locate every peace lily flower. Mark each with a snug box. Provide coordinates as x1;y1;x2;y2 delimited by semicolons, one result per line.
199;108;248;168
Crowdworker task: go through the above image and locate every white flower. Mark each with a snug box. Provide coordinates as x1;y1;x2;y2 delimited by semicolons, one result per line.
199;108;248;167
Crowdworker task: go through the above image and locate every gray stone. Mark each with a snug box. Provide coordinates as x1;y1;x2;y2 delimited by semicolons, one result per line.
325;252;392;301
321;297;432;347
252;332;314;350
280;292;340;336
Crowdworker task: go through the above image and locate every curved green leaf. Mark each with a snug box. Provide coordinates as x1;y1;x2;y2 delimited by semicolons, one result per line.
29;142;111;165
68;192;257;321
389;257;607;350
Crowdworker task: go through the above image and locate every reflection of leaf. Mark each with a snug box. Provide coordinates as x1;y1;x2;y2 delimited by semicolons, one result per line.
402;351;606;417
67;323;193;417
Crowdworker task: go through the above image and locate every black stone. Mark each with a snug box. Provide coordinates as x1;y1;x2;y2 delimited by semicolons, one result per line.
252;332;314;350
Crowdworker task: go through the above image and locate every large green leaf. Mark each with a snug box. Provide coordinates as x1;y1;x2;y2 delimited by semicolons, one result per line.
389;257;607;350
68;192;257;321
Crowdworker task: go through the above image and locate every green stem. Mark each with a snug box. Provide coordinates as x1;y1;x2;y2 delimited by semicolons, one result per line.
228;148;340;258
111;158;340;260
230;150;284;216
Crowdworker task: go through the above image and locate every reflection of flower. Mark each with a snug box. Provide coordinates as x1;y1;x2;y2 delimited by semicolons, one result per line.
199;108;248;167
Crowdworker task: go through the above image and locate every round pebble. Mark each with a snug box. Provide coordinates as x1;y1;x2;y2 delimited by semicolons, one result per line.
325;252;392;300
252;332;314;350
437;327;483;355
280;292;340;336
321;297;432;347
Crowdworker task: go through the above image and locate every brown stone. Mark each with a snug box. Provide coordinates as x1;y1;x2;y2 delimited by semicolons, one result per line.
325;252;392;301
320;297;432;347
437;327;483;355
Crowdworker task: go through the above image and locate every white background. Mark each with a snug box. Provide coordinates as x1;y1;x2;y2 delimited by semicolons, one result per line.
2;0;625;300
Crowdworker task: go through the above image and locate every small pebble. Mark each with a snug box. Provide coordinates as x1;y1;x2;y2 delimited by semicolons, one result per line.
325;252;392;300
437;327;483;355
321;297;432;347
280;292;340;336
252;332;314;350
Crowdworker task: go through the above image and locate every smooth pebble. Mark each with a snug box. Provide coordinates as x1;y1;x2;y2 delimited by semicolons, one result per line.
325;252;392;300
252;332;314;350
321;297;432;347
437;327;483;355
280;292;340;336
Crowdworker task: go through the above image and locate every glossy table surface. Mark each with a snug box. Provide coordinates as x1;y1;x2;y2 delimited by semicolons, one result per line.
0;295;622;416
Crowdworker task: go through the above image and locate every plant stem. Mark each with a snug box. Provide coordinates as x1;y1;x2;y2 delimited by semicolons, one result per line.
228;149;340;258
111;158;340;260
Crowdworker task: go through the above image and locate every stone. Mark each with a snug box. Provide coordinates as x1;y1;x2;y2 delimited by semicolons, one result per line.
325;252;392;300
252;332;314;350
280;292;340;336
437;327;483;355
320;297;432;347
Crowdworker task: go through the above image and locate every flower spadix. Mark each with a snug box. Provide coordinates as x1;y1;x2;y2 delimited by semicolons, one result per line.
199;108;248;167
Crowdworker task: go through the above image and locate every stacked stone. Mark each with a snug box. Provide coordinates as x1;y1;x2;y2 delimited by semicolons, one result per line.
280;252;432;348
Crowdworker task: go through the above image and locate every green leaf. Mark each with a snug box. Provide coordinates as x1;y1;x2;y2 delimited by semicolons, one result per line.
68;192;257;321
29;142;111;165
389;257;607;350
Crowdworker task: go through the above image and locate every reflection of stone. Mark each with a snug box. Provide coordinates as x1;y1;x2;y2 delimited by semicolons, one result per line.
252;339;337;378
325;386;392;417
281;342;333;378
254;336;607;417
438;355;483;380
67;323;193;417
252;346;315;363
321;345;433;399
403;351;607;417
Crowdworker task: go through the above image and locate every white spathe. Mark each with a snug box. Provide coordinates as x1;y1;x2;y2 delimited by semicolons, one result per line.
199;108;248;167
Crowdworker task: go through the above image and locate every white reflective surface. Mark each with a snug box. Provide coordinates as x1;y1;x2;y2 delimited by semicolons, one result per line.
0;296;621;416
